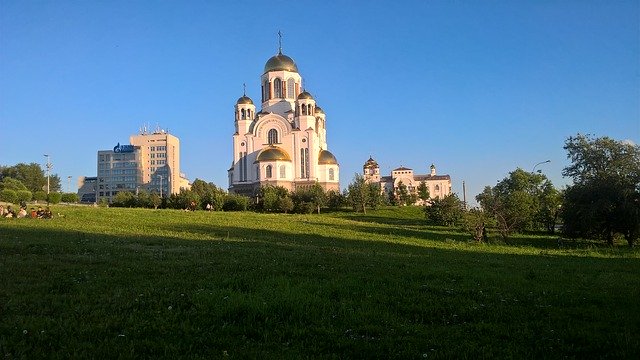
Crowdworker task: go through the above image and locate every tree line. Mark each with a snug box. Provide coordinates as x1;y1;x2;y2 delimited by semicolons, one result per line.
0;163;76;204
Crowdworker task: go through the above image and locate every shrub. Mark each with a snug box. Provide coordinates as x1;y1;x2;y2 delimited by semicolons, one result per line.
33;191;47;202
61;193;79;203
16;190;33;203
0;189;17;204
223;194;249;211
47;192;62;204
112;191;135;207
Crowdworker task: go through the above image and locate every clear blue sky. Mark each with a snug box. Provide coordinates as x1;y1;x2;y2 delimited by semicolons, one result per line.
1;0;638;204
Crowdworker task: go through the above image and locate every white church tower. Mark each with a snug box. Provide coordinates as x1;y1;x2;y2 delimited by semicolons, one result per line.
228;39;339;196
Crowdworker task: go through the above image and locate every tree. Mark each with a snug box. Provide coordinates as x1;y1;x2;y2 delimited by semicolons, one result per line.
417;181;430;203
61;193;78;203
326;190;346;210
112;191;135;207
0;189;17;203
16;190;33;203
33;191;47;202
561;134;640;246
309;182;327;214
223;194;249;211
47;192;62;204
150;193;162;209
346;174;370;213
0;163;61;193
396;181;411;206
190;179;226;210
424;193;464;227
366;182;385;210
259;185;290;212
0;177;28;191
476;168;555;240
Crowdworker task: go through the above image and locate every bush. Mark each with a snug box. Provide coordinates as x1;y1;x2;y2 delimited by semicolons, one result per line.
223;194;249;211
0;189;17;204
16;190;32;203
61;193;79;203
47;192;62;204
33;191;47;202
112;191;135;207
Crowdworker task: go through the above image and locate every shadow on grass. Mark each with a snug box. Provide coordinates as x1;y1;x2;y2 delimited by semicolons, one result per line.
1;223;640;359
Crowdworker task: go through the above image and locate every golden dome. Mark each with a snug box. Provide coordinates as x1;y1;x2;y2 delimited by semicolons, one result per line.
318;150;338;165
314;106;324;114
255;146;292;163
297;91;314;100
364;156;378;168
236;95;253;105
264;52;298;73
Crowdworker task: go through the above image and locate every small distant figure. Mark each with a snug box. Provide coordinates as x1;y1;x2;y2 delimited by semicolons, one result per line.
17;207;27;218
0;205;4;216
30;207;37;219
4;206;15;218
43;207;53;219
205;203;212;211
189;201;197;211
36;207;44;218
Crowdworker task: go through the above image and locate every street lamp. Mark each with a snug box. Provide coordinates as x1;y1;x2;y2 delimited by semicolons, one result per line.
67;176;72;193
43;154;52;194
532;160;551;174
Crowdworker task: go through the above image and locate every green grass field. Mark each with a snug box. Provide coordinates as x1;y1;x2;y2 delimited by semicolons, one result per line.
1;206;638;359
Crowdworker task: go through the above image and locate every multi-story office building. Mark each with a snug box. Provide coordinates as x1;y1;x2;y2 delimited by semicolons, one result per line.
96;129;189;203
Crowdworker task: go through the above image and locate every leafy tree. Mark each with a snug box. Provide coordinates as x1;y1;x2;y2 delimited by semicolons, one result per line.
16;190;32;203
168;189;200;210
536;182;562;233
112;191;135;207
259;185;290;212
150;193;162;209
424;193;464;226
47;192;62;204
33;191;47;202
326;190;346;210
396;181;411;206
223;194;249;211
476;168;555;240
462;208;494;242
60;193;79;203
190;178;226;210
417;181;430;203
0;177;28;191
309;182;327;214
367;182;385;210
276;196;294;214
135;190;152;208
0;189;17;203
1;163;61;193
347;174;370;213
561;134;640;246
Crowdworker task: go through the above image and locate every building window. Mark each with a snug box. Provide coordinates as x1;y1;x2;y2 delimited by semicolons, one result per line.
241;108;246;119
435;185;440;192
287;78;295;99
300;148;309;178
256;166;260;180
280;165;286;178
274;78;282;98
329;168;335;181
268;129;278;145
266;165;273;179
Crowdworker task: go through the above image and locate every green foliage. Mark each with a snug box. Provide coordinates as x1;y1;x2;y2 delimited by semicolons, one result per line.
60;193;79;203
168;189;200;210
477;168;558;240
417;181;430;202
462;208;494;242
150;193;162;209
347;174;370;213
259;185;290;212
561;134;640;246
0;162;61;193
47;192;62;204
191;178;226;210
366;182;384;210
424;193;464;226
289;183;326;214
223;194;249;211
0;177;28;191
33;191;47;202
396;181;412;206
16;190;33;203
326;190;346;210
112;191;136;207
0;189;17;203
0;206;638;358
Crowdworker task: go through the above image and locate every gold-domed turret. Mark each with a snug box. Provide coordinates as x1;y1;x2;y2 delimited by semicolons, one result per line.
254;146;292;163
364;156;379;168
264;52;298;74
236;95;253;105
314;106;324;114
297;91;314;100
318;150;338;165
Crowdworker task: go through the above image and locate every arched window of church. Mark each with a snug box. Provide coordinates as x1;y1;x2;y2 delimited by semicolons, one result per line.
268;129;278;145
266;165;273;179
435;185;440;192
302;105;307;115
308;104;313;115
287;79;295;99
329;168;335;181
274;78;282;98
241;109;246;119
280;165;286;178
263;80;269;100
256;166;260;180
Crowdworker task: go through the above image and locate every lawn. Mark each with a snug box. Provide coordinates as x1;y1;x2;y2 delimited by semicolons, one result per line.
1;206;638;359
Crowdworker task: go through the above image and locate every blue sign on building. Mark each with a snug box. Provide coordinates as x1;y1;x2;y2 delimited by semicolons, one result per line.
113;143;135;153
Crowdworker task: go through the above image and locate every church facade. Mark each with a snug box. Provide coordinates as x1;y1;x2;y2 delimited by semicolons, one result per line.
363;157;452;205
228;49;340;196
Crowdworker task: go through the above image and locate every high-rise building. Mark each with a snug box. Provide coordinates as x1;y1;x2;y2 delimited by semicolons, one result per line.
228;47;340;195
96;129;189;203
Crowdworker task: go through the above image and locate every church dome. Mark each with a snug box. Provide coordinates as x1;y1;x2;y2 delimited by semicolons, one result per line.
318;150;338;165
315;106;324;114
264;52;298;73
236;95;253;105
364;156;378;168
255;146;292;162
297;91;314;100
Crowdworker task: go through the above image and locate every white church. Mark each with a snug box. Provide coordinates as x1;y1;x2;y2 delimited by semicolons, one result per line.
228;46;340;196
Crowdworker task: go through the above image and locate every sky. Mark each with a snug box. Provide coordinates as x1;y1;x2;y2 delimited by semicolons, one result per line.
1;0;638;204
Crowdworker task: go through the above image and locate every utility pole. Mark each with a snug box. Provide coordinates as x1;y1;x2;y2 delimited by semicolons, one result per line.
462;180;467;210
159;175;163;198
67;176;72;193
43;154;52;194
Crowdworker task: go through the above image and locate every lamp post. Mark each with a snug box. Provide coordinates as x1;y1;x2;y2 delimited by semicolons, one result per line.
532;160;551;174
43;154;52;194
67;176;72;193
158;174;163;198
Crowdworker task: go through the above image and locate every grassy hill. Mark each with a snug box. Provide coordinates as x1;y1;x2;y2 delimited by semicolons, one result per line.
1;206;638;358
